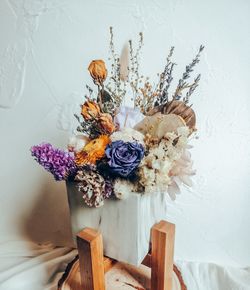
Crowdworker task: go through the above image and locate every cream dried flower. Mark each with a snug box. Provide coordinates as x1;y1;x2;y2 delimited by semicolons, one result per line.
139;157;172;194
138;125;191;196
167;148;196;200
110;127;145;146
139;166;156;187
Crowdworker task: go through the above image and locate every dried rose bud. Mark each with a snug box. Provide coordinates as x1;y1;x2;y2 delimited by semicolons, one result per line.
88;60;107;84
98;113;116;134
81;101;101;121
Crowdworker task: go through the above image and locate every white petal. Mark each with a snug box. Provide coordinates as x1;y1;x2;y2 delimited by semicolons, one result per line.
115;106;145;129
167;181;180;200
179;175;193;187
182;150;191;161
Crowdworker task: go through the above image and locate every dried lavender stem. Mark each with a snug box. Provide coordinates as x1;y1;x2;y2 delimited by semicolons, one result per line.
173;45;204;101
154;46;175;106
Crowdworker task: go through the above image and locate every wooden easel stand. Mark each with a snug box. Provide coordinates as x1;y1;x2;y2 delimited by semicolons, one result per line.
77;220;175;290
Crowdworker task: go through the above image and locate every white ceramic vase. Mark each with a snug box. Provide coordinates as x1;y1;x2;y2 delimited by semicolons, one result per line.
66;181;168;266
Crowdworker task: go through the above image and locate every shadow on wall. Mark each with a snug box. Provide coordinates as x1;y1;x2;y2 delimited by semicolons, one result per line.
19;177;74;248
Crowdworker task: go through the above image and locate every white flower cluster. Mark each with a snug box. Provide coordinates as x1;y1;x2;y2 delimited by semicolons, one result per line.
138;126;191;197
110;107;196;201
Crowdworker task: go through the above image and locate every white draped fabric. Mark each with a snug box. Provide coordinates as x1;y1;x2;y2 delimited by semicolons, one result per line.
0;241;249;290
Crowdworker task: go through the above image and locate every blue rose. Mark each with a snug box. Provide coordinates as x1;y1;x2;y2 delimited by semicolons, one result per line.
105;140;144;177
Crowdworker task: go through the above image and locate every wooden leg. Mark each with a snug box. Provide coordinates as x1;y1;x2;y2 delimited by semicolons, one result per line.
76;221;175;290
151;220;175;290
77;228;105;290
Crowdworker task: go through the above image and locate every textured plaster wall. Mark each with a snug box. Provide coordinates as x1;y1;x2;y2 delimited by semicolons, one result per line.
0;0;250;266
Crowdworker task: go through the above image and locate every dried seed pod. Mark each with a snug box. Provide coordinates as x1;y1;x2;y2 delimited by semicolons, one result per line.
147;101;196;131
134;113;186;138
134;112;163;137
146;105;164;116
146;100;196;132
162;100;196;131
157;114;186;138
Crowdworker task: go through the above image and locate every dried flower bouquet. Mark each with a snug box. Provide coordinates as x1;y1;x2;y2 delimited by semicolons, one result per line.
31;28;204;207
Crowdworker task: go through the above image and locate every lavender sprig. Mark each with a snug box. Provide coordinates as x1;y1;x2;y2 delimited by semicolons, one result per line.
183;74;201;104
31;143;76;181
173;45;204;101
155;46;175;106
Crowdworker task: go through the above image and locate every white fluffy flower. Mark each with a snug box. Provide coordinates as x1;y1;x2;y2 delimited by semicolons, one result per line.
156;171;171;191
113;178;135;200
167;179;181;200
167;148;196;200
110;127;145;145
67;135;89;152
177;126;190;137
114;106;145;129
139;166;156;187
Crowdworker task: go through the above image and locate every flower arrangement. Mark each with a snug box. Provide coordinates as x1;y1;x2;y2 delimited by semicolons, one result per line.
31;28;204;207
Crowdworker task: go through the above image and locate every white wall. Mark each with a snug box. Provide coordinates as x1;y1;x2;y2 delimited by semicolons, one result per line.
1;0;250;267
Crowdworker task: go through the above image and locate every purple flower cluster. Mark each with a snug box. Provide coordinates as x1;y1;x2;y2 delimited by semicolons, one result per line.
31;143;76;181
105;140;144;177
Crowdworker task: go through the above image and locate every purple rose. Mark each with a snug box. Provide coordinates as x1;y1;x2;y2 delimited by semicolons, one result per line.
105;140;144;177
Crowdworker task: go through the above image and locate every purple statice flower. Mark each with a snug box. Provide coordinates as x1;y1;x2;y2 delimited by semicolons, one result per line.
31;143;76;181
105;140;144;177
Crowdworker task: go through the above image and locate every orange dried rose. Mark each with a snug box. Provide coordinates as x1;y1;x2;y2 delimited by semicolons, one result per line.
98;113;116;134
75;135;110;166
88;60;107;84
81;101;101;121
